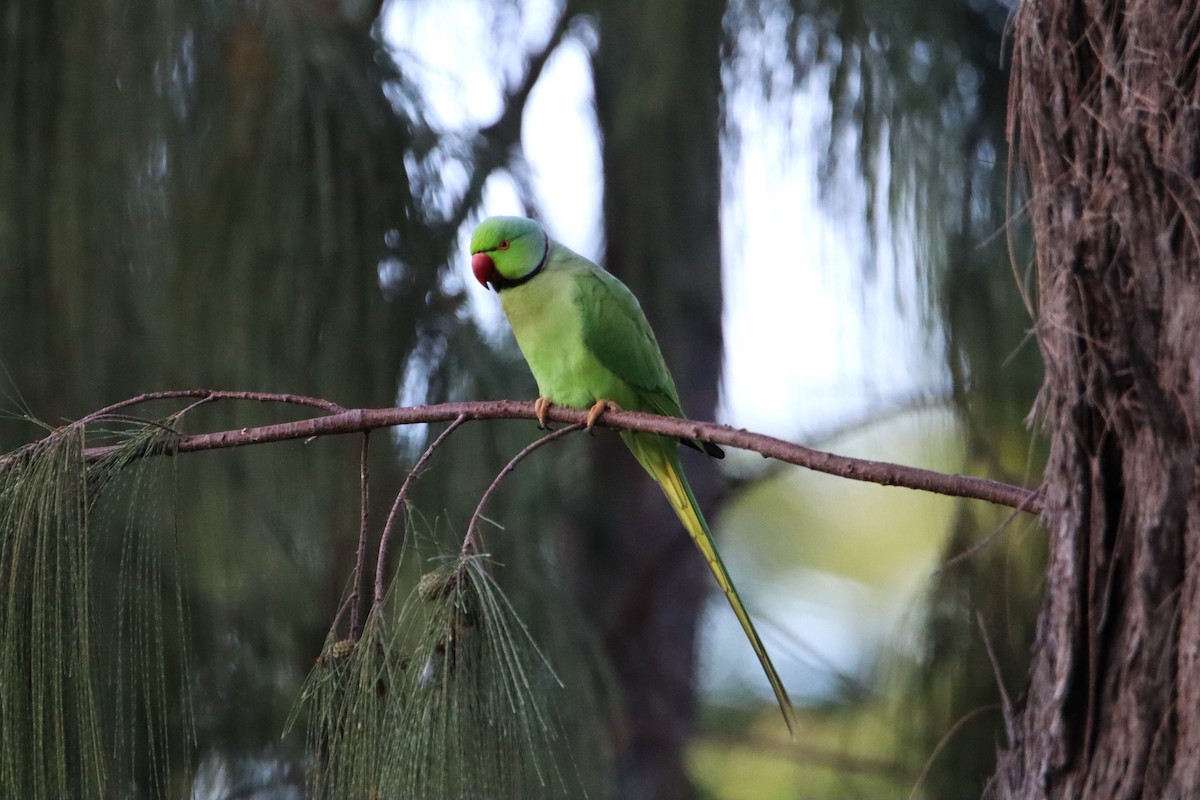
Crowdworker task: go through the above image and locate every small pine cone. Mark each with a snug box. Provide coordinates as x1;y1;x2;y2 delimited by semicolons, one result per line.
325;638;355;660
418;569;458;602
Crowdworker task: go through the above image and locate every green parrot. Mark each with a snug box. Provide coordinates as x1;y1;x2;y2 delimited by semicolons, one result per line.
469;215;796;732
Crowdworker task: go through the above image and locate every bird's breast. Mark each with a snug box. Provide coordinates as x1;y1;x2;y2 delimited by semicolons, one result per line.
499;276;596;408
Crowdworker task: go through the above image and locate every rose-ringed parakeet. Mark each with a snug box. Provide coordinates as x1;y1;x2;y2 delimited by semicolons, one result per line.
469;215;796;732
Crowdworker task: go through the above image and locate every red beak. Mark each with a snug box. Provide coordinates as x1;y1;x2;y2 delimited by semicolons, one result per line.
471;252;496;289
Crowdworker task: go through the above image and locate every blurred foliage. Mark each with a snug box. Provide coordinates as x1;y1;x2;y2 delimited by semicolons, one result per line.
717;0;1045;797
0;419;189;796
729;0;1016;283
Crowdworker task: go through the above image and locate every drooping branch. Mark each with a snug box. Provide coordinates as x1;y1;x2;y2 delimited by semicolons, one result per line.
81;389;347;421
373;414;469;609
349;432;370;640
2;395;1043;514
462;423;585;556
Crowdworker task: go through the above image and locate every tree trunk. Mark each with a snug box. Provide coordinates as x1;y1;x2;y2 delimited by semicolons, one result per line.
573;1;726;797
995;1;1200;796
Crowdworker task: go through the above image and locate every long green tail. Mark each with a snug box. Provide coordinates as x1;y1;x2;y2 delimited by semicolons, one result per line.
626;433;797;735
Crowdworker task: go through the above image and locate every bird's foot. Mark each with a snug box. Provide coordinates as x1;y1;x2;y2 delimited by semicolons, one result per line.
534;396;553;429
585;399;619;430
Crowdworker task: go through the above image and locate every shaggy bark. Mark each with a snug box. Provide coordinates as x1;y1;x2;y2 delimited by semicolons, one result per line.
995;1;1200;797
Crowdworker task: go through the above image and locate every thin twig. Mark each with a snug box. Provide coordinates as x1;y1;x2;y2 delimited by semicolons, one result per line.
80;389;346;424
907;704;1002;800
935;501;1031;575
442;2;578;235
373;415;469;608
2;398;1043;515
349;432;370;641
328;592;354;640
462;423;584;556
85;413;184;437
976;611;1016;745
170;395;225;423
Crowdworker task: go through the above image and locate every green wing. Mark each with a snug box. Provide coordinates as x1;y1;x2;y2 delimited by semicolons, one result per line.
575;268;685;417
574;267;723;458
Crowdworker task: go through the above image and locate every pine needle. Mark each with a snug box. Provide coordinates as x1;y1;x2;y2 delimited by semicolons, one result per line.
0;419;193;796
294;546;610;798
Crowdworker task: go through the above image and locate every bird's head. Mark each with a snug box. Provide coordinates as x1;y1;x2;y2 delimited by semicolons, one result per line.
469;216;548;292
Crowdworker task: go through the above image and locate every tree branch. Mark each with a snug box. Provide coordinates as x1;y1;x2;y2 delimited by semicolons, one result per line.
80;389;347;422
2;396;1043;515
349;432;370;640
442;2;578;235
462;423;584;555
373;414;468;609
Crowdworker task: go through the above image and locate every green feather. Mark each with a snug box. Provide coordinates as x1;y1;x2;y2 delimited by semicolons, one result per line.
470;215;796;733
575;269;686;418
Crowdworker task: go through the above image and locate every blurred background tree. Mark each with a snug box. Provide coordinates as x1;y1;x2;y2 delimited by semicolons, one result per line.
0;0;1042;797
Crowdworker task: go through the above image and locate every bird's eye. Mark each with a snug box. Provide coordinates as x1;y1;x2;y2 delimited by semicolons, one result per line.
497;240;511;250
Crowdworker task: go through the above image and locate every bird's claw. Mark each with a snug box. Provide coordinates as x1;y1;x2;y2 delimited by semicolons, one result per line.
534;397;553;429
585;399;619;430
